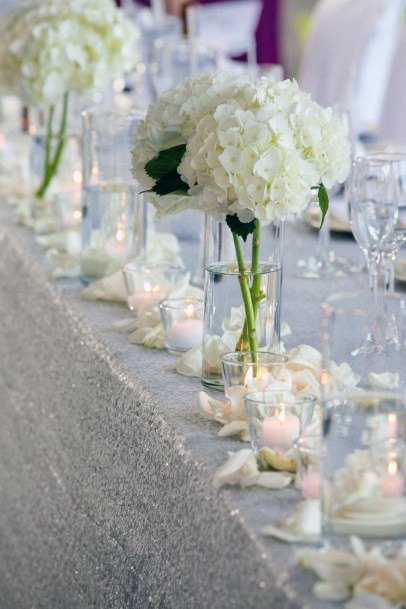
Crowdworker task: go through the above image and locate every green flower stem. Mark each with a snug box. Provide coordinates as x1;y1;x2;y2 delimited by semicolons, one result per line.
35;92;69;199
44;104;55;176
232;231;258;362
250;219;263;319
236;219;263;351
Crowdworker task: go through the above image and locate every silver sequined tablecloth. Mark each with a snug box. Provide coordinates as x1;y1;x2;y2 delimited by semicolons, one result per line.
0;206;401;609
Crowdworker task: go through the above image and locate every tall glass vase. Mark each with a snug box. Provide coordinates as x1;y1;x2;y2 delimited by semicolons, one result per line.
201;217;284;388
29;100;83;224
80;109;146;282
29;94;70;202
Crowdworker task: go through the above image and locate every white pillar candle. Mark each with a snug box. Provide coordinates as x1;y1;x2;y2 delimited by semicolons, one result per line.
261;409;300;450
300;471;321;499
167;318;203;351
379;462;405;497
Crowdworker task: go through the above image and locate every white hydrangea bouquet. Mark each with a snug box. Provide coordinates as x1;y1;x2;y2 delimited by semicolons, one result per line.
132;73;350;358
0;0;136;199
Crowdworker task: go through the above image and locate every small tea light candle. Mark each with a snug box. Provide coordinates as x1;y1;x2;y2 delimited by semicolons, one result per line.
262;408;300;450
160;299;204;353
379;461;405;498
300;471;321;499
124;264;186;315
105;227;129;261
128;282;166;311
167;304;203;351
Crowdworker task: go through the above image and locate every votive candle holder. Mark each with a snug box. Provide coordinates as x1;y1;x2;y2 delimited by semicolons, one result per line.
123;262;186;313
244;390;316;454
159;298;204;354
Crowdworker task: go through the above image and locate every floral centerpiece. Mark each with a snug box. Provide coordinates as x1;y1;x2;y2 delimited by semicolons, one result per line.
132;73;350;366
0;0;136;199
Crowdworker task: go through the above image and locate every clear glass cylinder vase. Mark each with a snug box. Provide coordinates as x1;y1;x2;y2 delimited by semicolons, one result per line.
200;215;284;387
195;213;284;284
29;102;82;222
80;109;147;282
322;391;406;547
202;258;283;388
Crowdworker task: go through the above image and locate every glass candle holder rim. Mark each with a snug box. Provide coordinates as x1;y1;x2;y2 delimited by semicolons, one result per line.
360;151;406;164
244;390;316;409
353;155;404;168
322;290;406;315
324;390;406;411
205;261;280;276
220;350;288;366
82;108;146;121
123;261;185;275
158;297;204;311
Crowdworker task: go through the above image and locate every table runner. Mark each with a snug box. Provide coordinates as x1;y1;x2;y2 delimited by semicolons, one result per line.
0;205;386;609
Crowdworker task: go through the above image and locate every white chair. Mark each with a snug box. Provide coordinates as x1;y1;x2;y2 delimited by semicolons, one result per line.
299;0;404;139
187;0;262;66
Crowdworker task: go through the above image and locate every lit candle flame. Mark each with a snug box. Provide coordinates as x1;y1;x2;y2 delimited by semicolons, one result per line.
115;228;126;242
278;408;286;424
73;169;82;185
185;303;194;319
320;369;328;386
388;461;398;476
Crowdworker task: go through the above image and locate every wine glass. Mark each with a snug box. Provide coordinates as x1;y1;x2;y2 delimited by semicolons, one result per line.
348;157;400;354
363;152;406;292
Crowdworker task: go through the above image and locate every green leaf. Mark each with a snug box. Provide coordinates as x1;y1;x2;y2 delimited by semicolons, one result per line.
151;171;189;196
145;144;187;181
226;214;256;242
317;183;329;228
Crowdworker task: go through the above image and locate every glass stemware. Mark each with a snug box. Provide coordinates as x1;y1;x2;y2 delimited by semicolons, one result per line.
348;157;400;354
80;109;147;282
296;201;361;279
321;291;406;386
361;152;406;293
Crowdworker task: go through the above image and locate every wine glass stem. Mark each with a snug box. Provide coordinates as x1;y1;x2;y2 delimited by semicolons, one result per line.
381;252;396;293
366;252;386;348
367;252;379;294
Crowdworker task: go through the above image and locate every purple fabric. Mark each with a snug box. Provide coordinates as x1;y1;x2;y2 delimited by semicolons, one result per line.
129;0;280;64
255;0;280;64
